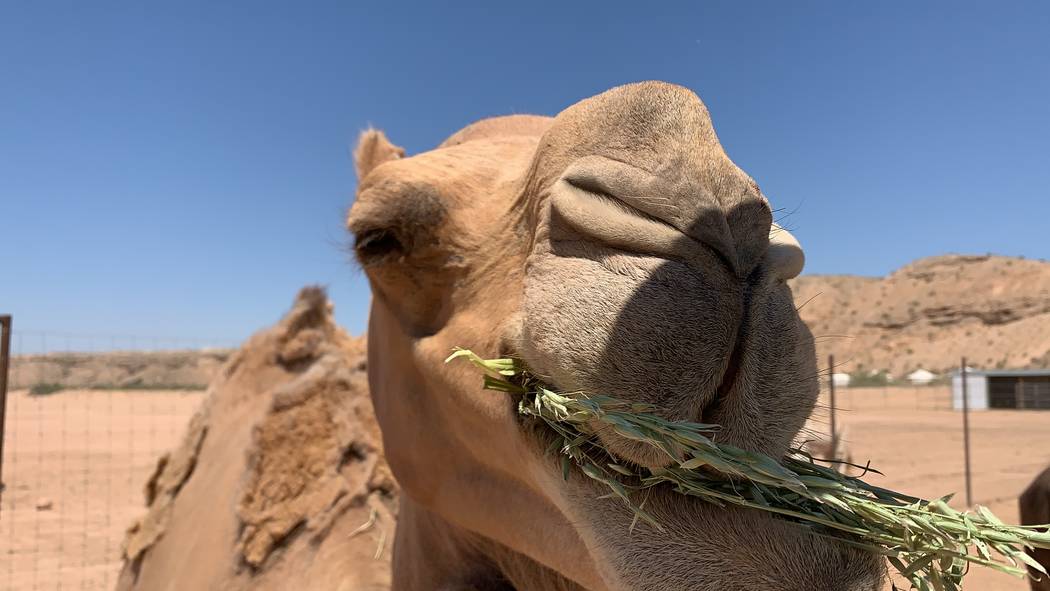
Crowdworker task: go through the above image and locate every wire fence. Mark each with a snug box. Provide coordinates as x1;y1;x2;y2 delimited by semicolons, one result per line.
0;328;236;591
10;330;238;356
819;383;954;413
1;326;1048;591
812;356;1050;525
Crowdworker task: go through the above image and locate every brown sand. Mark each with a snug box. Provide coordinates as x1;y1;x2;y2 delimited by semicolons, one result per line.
0;388;205;590
815;387;1050;590
2;385;1047;590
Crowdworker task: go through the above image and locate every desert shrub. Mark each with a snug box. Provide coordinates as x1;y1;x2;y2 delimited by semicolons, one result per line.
849;370;890;387
103;382;207;391
927;374;951;386
29;383;65;396
28;381;205;395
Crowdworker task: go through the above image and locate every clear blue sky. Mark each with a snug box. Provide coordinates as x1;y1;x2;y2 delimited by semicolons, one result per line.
3;1;1048;347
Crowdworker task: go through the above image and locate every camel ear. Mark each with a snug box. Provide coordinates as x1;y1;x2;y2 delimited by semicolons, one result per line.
354;129;405;180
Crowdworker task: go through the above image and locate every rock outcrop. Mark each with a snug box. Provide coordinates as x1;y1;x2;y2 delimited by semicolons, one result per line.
790;254;1050;376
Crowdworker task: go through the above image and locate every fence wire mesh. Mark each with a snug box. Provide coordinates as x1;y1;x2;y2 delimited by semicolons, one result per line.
0;330;235;590
0;328;1046;591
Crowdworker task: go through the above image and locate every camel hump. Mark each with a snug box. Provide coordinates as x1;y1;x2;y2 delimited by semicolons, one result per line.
117;287;398;591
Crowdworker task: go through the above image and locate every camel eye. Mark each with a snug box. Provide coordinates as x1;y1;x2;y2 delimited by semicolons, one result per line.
354;228;403;263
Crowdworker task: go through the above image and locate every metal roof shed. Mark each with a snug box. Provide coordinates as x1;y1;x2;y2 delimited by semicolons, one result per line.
951;368;1050;410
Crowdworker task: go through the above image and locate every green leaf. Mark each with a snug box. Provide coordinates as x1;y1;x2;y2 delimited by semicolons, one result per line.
680;456;708;470
1013;549;1048;575
608;463;637;477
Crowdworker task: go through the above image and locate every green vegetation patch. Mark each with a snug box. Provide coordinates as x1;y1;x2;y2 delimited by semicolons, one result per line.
849;370;891;387
27;382;207;396
28;382;66;396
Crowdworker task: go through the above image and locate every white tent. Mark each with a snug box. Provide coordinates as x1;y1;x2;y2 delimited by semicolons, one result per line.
831;373;851;387
907;369;936;385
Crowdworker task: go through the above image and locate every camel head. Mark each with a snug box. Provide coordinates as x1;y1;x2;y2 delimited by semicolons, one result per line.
347;81;884;590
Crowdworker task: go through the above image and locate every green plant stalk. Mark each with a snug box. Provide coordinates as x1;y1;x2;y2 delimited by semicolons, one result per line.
448;349;1050;591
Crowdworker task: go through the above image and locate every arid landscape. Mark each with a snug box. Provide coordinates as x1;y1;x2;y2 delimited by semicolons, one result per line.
10;253;1049;392
2;386;1047;590
811;388;1050;590
792;254;1050;376
1;388;205;590
7;349;231;391
8;3;1049;589
2;256;1050;590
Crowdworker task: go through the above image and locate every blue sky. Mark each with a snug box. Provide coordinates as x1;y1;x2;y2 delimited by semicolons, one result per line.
2;2;1048;347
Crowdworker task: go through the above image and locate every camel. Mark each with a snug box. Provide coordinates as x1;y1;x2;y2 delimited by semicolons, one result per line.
116;289;398;591
1021;465;1050;591
348;81;884;590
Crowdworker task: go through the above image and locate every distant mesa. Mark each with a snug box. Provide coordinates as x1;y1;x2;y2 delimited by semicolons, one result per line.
790;254;1050;378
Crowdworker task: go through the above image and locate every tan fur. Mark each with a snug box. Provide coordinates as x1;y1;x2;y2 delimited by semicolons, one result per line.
355;128;405;180
1020;466;1050;591
347;81;885;590
116;289;396;591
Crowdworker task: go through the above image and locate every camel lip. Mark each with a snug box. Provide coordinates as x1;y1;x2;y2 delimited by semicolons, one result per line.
704;268;757;419
712;335;744;407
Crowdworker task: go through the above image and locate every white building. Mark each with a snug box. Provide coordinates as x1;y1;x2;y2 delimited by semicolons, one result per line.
907;369;936;385
951;369;1050;410
831;373;851;388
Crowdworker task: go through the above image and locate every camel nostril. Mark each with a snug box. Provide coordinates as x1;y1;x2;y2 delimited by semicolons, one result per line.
767;224;805;280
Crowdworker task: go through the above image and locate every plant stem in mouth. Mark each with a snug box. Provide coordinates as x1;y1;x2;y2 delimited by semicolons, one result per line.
447;348;1050;591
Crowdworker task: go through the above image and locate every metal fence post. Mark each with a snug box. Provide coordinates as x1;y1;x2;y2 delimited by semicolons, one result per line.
828;354;837;446
0;315;11;510
961;357;973;507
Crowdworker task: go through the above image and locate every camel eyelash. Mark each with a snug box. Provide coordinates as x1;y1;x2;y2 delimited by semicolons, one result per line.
354;227;404;262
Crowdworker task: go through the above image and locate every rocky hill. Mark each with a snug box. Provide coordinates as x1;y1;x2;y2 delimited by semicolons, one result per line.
790;254;1050;377
9;349;233;391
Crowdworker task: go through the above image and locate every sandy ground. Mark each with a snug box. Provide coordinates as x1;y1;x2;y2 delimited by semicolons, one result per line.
1;386;1048;590
816;387;1050;590
1;389;204;591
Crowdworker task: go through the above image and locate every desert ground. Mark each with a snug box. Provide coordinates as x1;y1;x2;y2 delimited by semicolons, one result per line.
1;385;1047;590
815;387;1050;590
1;389;204;590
